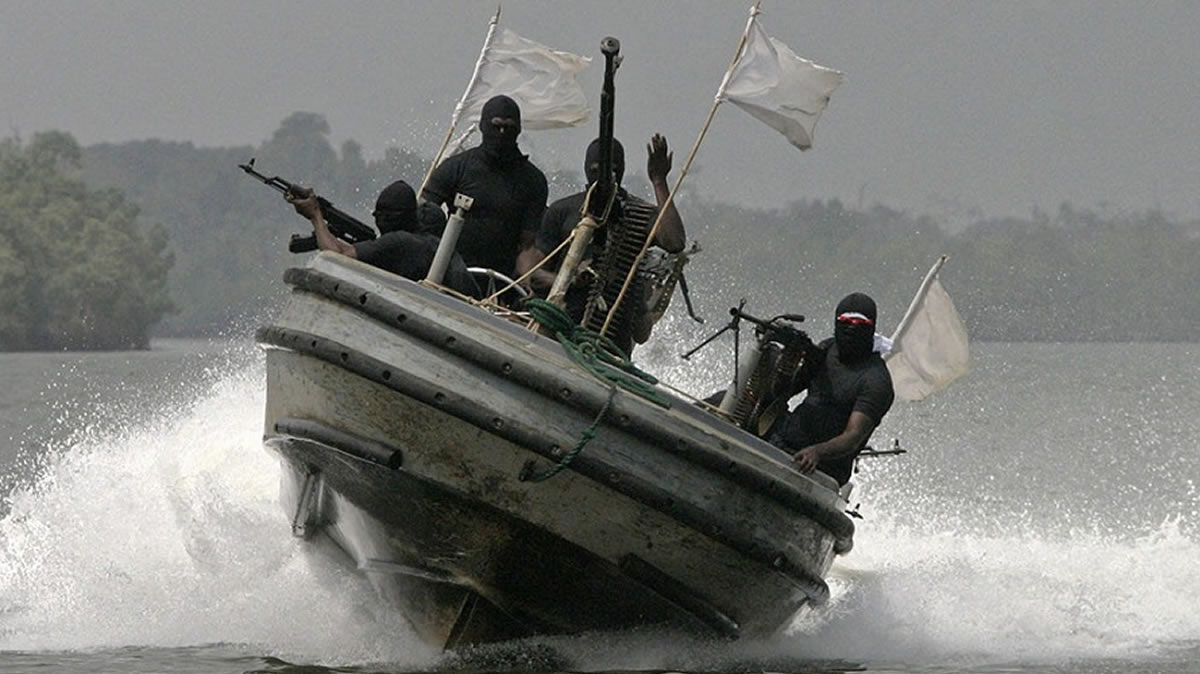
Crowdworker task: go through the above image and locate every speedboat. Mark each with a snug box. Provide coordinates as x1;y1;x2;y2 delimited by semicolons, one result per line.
256;251;854;649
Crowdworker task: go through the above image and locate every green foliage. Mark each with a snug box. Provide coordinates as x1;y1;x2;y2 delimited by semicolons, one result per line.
81;112;439;337
63;110;1200;343
0;132;173;351
685;197;1200;342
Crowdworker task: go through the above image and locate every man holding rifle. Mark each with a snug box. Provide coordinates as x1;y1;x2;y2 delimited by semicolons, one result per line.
286;180;480;298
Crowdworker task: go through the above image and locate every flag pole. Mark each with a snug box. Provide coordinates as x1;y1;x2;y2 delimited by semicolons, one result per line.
419;6;501;196
600;2;761;338
888;254;950;349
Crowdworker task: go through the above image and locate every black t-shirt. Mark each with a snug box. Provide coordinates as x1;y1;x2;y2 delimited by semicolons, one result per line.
422;146;548;276
535;190;591;261
776;339;895;485
354;231;481;298
534;188;651;328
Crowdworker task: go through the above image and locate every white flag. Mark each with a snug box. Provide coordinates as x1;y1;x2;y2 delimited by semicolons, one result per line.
459;27;591;131
885;257;970;402
717;16;843;150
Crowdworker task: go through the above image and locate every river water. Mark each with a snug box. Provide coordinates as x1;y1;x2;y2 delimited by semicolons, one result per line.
0;333;1197;673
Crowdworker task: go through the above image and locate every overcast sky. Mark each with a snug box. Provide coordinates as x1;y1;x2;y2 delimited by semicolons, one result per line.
3;1;1198;224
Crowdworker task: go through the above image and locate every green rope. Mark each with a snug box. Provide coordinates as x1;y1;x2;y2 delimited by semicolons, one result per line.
525;298;672;408
516;298;672;483
520;388;616;483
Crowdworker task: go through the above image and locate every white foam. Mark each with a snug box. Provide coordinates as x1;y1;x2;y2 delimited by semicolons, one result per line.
777;513;1200;664
0;343;436;667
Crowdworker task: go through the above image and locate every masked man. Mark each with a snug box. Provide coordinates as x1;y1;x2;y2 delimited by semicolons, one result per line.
515;134;685;355
286;180;480;298
420;95;548;278
768;292;895;485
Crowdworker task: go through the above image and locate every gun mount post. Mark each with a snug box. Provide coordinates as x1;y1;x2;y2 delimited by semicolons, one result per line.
425;193;473;285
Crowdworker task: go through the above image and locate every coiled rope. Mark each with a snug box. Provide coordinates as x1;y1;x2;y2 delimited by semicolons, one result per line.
518;298;672;482
525;298;670;408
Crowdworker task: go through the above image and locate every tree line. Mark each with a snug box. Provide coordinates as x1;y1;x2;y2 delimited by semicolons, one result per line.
0;132;172;350
683;198;1200;342
2;111;1197;350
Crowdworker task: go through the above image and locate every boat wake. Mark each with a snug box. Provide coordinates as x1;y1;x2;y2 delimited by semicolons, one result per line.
788;514;1200;665
1;339;1197;669
0;342;437;667
484;512;1200;671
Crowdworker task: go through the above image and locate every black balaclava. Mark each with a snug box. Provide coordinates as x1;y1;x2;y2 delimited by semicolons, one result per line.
415;200;448;236
478;95;523;167
584;137;625;186
834;292;877;363
373;181;418;234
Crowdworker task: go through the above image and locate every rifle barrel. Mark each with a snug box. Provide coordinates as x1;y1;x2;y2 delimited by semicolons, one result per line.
238;159;376;251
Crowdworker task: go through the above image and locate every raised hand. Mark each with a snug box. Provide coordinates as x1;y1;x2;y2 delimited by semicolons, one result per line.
646;133;673;185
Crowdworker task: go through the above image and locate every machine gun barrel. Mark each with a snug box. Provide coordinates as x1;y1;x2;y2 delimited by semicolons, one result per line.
238;158;376;253
729;306;805;328
728;307;811;349
589;37;621;220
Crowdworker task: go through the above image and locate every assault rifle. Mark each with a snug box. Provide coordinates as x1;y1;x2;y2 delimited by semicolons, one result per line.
238;158;377;253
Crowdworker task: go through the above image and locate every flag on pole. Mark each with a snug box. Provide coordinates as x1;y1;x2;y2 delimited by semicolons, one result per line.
716;13;843;150
884;256;970;402
458;27;591;132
